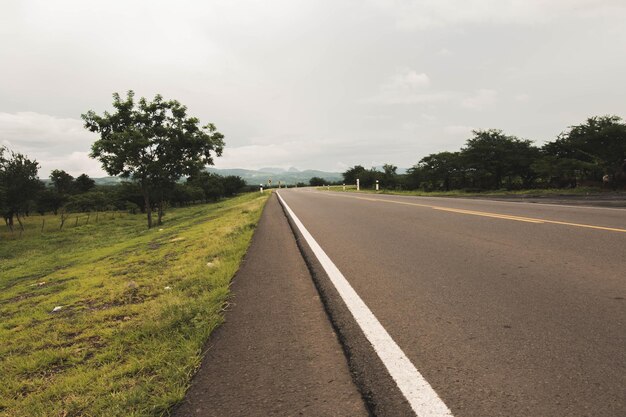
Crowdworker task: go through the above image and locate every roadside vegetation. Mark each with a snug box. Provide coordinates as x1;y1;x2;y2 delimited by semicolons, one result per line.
324;115;626;193
0;91;273;415
0;191;269;416
1;91;255;235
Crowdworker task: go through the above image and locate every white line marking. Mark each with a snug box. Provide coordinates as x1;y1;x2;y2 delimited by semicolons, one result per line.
277;192;453;417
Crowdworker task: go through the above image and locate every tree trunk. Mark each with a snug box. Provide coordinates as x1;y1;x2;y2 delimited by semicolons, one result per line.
16;214;24;231
5;213;14;232
143;190;152;229
157;201;164;225
157;189;165;226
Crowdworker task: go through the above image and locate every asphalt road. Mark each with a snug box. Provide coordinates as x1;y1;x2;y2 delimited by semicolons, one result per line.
277;189;626;417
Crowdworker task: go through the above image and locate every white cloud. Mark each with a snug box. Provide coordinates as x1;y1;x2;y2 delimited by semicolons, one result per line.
514;93;530;102
0;112;90;145
461;89;498;110
444;125;475;136
0;111;104;177
42;152;105;178
216;138;336;171
369;0;626;30
364;69;455;105
401;121;421;130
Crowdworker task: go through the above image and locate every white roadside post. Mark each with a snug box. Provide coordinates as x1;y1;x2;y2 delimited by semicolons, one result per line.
343;183;346;191
376;179;379;191
327;185;330;190
260;184;264;193
356;178;360;191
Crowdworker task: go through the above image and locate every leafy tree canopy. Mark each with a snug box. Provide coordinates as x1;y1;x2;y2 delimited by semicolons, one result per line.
342;165;367;184
74;173;96;193
545;115;626;177
49;169;74;194
82;91;225;227
0;146;41;228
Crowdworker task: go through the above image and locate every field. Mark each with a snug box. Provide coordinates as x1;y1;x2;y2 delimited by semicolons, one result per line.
0;192;269;416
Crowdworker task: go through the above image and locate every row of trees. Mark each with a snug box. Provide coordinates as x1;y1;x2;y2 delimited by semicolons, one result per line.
343;115;626;192
3;91;235;231
83;91;226;227
0;148;247;232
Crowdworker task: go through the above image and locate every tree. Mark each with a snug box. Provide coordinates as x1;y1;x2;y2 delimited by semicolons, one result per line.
66;191;108;212
544;115;626;186
222;175;246;196
418;152;464;191
74;173;96;193
309;177;326;186
170;183;204;206
405;165;422;190
115;182;145;211
0;146;41;230
381;163;398;189
36;188;65;215
49;169;74;194
83;91;224;228
0;148;6;219
187;172;225;202
342;165;367;185
47;169;74;213
461;129;539;190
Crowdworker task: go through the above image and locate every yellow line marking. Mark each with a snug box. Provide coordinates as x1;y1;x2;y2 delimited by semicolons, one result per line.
432;207;545;223
321;192;626;233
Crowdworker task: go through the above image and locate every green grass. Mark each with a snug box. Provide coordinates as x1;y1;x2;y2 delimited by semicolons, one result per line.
0;192;269;417
321;185;622;197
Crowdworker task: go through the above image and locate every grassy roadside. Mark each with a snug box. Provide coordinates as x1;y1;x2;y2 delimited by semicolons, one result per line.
0;192;269;416
319;185;623;198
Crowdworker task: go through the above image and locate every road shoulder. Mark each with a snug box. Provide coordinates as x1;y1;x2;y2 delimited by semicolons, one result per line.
173;194;368;417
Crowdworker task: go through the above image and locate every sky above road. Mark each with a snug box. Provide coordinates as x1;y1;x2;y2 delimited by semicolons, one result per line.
1;0;626;177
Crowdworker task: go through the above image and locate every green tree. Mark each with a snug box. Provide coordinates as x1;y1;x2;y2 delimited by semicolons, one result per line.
36;188;65;215
114;182;145;212
0;146;41;230
49;169;74;194
405;165;422;190
418;151;464;191
462;129;539;190
187;172;225;202
544;115;626;186
342;165;367;185
66;191;108;212
0;148;6;218
83;91;224;228
381;163;398;189
222;175;246;196
74;173;96;193
47;169;74;213
309;177;326;186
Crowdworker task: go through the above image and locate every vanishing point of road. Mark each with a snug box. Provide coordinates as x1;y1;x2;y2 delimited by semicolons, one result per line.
277;189;625;417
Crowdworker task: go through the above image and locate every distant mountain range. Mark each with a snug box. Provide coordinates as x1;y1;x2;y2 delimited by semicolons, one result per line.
206;167;343;185
79;167;344;186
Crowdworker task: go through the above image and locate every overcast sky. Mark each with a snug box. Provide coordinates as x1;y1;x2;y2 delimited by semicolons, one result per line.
1;0;625;177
